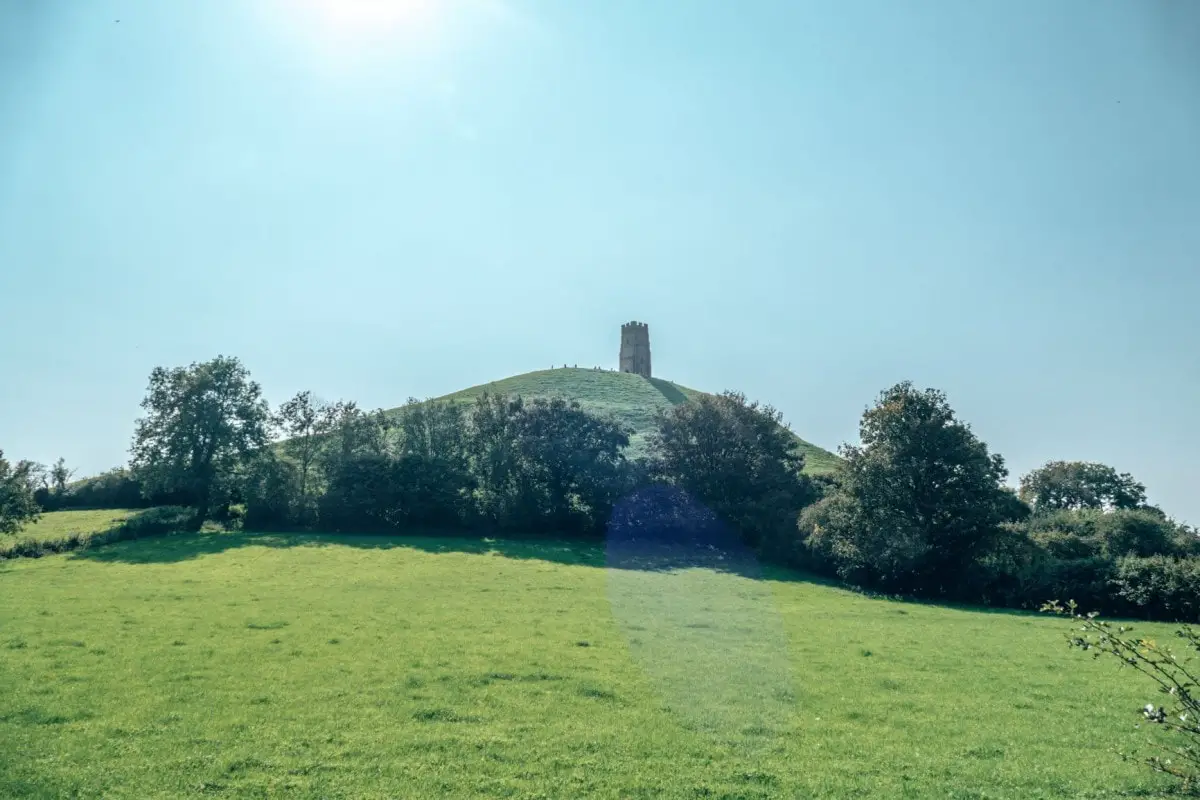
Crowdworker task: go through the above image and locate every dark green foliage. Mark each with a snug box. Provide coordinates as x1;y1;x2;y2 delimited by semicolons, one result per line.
466;394;531;526
0;450;41;534
276;391;344;525
1111;556;1200;623
241;452;302;530
963;511;1200;621
1024;508;1193;560
508;396;631;532
801;382;1022;596
1019;460;1148;512
465;394;632;533
34;467;191;511
311;394;631;535
319;454;402;532
648;391;817;557
319;453;471;532
130;356;272;528
316;400;475;532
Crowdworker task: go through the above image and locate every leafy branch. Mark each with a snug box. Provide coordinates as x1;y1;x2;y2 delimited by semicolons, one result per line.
1043;599;1200;790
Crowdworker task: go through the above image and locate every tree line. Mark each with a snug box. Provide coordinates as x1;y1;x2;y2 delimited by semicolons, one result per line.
2;356;1196;621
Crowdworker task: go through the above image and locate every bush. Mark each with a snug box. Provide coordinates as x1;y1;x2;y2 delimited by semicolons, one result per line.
318;452;475;534
1111;555;1200;623
1023;508;1192;559
241;454;302;530
44;468;195;511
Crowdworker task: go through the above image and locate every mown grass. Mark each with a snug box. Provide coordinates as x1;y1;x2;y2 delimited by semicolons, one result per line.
0;530;1184;798
393;367;841;473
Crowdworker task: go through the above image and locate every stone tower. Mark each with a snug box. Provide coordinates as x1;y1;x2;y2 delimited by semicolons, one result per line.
619;321;652;378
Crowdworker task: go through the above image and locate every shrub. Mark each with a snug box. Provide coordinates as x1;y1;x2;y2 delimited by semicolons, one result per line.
1096;510;1194;559
1111;556;1200;623
47;467;195;511
242;454;302;530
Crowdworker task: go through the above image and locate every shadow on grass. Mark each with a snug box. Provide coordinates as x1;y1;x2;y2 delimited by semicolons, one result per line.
68;528;817;582
69;529;607;568
59;487;1058;621
67;485;817;586
65;527;1054;618
647;377;689;405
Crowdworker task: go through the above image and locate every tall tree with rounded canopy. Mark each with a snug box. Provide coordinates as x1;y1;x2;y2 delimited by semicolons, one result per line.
802;382;1023;596
649;391;816;555
130;356;271;528
1018;460;1148;513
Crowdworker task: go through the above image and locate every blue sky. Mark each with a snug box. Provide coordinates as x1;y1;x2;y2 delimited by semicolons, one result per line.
1;0;1197;522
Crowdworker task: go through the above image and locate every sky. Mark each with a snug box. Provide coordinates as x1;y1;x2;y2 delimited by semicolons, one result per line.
0;0;1197;523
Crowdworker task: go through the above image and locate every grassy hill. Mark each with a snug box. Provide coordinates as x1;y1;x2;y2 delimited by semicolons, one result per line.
388;368;841;474
0;526;1177;798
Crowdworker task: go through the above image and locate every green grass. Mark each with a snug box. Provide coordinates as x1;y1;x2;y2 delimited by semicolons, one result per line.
391;367;841;474
0;530;1184;798
5;509;138;545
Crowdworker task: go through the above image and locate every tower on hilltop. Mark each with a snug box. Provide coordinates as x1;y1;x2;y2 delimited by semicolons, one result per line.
619;321;651;378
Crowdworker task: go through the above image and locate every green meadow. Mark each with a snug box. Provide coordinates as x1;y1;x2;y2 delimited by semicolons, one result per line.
5;508;137;545
0;518;1182;798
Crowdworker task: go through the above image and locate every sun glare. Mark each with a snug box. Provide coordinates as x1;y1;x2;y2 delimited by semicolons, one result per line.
298;0;437;37
261;0;447;69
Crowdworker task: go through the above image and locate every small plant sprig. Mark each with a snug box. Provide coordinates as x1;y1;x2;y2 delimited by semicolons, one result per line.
1042;599;1200;790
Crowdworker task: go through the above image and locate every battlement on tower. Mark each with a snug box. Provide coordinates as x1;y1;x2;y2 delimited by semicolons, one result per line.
619;320;652;378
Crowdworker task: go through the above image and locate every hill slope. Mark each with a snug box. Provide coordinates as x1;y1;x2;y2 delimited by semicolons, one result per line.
389;368;840;474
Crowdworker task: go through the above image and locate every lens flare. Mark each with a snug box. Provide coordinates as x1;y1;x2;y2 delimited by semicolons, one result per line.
606;487;797;746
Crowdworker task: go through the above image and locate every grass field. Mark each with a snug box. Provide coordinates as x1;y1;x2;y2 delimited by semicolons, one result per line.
0;524;1184;798
390;367;842;474
3;509;137;546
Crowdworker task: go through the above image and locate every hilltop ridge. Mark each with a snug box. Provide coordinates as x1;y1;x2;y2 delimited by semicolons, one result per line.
387;368;840;474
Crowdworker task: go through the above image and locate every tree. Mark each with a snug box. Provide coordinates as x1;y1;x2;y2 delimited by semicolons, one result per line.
465;393;527;525
1019;461;1147;513
392;399;474;528
276;391;344;525
648;391;816;555
130;356;271;529
0;449;41;534
463;394;632;532
49;457;75;495
318;402;392;471
513;397;631;531
241;449;301;530
801;382;1022;596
